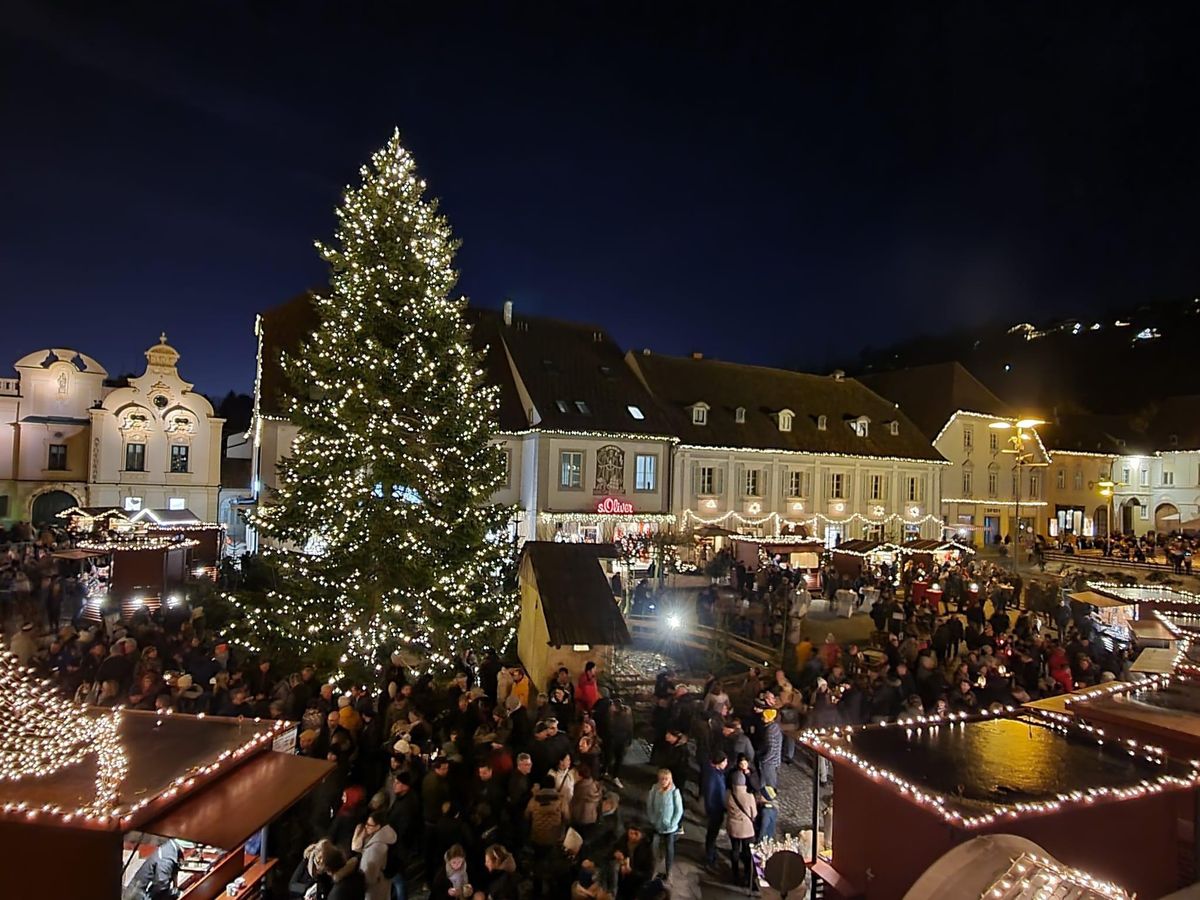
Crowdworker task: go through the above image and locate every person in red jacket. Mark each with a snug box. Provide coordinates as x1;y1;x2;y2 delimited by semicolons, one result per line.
576;660;600;713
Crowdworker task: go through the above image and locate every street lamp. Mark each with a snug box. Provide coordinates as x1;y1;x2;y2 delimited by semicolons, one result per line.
989;418;1047;572
1091;462;1126;555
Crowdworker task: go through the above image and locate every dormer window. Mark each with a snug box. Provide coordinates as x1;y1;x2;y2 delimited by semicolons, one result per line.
889;421;899;436
735;407;746;424
849;416;870;438
575;401;591;415
627;405;645;420
555;400;569;413
690;402;710;426
777;408;794;433
816;415;827;431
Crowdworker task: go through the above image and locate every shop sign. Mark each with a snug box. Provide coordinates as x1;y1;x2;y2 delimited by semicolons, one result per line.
596;496;634;515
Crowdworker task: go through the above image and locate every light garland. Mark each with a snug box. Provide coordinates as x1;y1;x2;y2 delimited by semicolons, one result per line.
77;536;199;552
986;852;1131;900
801;711;1197;829
942;498;1049;508
1092;582;1200;609
676;442;950;465
681;508;944;531
537;511;676;524
506;427;677;443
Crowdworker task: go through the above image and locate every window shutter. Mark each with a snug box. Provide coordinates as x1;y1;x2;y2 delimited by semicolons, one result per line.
692;464;701;496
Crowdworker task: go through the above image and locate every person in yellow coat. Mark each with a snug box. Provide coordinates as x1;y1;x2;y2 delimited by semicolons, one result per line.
794;636;814;672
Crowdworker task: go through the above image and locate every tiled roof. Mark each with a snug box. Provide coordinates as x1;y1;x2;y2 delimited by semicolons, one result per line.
1040;412;1144;456
628;352;946;462
256;294;527;432
485;310;674;438
856;362;1013;439
521;542;630;647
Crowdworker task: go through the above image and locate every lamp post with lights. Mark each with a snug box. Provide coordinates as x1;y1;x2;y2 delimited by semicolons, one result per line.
988;418;1047;572
1091;461;1126;556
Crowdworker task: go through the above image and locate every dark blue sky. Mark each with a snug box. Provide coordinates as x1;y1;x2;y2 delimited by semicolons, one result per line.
3;2;1199;396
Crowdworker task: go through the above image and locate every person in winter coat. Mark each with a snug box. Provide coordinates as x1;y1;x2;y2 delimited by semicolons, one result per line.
644;768;683;878
757;708;783;789
725;770;758;887
700;752;729;865
429;844;473;900
288;838;334;899
527;776;570;848
350;813;397;900
320;847;367;900
576;661;601;713
569;763;604;836
610;823;655;900
483;844;520;900
122;837;183;900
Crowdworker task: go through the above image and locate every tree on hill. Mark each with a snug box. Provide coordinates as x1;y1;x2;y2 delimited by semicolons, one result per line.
232;131;515;679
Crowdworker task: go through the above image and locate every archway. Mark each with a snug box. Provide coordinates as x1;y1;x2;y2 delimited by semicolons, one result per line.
1093;505;1109;537
1155;502;1181;533
30;490;77;526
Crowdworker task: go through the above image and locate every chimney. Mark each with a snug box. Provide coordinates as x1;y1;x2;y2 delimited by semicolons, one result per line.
831;369;845;382
502;299;513;326
692;351;704;360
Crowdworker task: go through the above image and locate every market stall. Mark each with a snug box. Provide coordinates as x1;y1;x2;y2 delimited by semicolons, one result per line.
730;535;825;592
131;508;226;579
899;538;973;576
1069;589;1137;649
0;703;333;900
829;539;900;579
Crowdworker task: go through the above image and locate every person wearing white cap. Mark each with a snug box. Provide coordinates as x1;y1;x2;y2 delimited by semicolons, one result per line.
9;622;38;665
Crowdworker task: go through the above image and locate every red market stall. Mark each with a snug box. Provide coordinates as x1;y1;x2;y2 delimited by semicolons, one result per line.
801;712;1200;899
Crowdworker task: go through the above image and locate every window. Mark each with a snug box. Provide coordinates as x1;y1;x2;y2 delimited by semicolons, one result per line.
778;409;793;432
1073;469;1083;490
125;442;146;472
559;451;583;489
696;465;719;496
555;400;569;413
989;432;999;451
170;444;189;473
1030;472;1040;497
889;421;899;436
1140;468;1149;487
626;405;644;420
1163;469;1175;486
988;470;998;496
744;468;762;497
868;474;885;500
47;444;67;471
692;405;708;426
963;424;974;450
634;454;657;492
123;496;143;511
850;417;869;438
1056;469;1065;490
906;476;922;502
817;415;827;431
1140;504;1149;521
829;472;845;499
962;470;973;496
1122;466;1131;484
788;470;806;498
575;401;591;415
735;407;746;424
168;497;186;511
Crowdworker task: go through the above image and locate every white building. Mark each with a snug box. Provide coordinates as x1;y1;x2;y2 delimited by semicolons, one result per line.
858;362;1049;544
628;352;949;545
250;297;675;551
0;336;224;525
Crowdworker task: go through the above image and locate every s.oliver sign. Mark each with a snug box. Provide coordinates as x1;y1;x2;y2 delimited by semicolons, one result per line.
595;496;634;515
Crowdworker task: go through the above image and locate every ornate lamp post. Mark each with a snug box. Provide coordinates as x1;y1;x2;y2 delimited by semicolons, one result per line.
989;418;1047;572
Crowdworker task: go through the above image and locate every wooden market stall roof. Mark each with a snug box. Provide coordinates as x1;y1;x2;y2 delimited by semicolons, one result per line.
1070;675;1200;751
520;541;631;647
0;710;285;832
141;750;334;848
1129;618;1178;642
1131;647;1184;675
1068;590;1132;608
802;713;1200;828
832;539;898;556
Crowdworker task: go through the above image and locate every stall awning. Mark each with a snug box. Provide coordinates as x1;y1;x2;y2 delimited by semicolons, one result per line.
1131;648;1180;675
141;752;334;849
1130;619;1177;642
1068;590;1130;608
50;548;109;560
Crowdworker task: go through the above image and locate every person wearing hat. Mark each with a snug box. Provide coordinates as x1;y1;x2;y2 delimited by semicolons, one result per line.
610;821;654;899
757;706;783;790
9;621;38;665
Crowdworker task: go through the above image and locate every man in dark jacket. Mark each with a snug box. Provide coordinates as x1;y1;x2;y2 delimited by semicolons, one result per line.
701;752;729;865
757;709;783;789
122;837;182;900
722;717;755;767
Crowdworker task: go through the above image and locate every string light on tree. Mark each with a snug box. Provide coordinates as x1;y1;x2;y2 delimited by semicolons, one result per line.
234;131;516;679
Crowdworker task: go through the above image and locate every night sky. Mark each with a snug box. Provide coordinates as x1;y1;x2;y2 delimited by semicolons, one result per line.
4;2;1199;396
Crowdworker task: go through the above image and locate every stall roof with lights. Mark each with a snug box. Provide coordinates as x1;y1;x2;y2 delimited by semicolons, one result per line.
1132;646;1184;675
1068;590;1131;609
1069;674;1200;755
130;507;204;525
803;713;1199;828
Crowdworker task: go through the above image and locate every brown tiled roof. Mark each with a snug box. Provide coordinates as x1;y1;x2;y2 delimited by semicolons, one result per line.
628;352;946;462
521;542;631;647
256;294;527;432
487;311;674;437
856;362;1013;439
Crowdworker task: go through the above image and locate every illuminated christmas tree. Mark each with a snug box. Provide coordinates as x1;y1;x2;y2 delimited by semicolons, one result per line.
240;131;515;678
